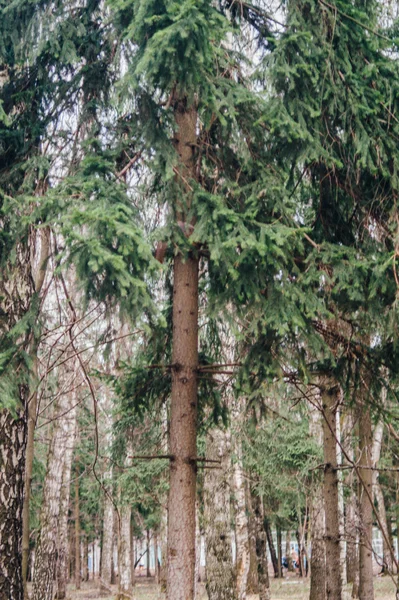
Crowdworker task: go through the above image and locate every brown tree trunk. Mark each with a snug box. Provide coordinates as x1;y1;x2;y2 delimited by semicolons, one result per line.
276;525;282;578
203;426;237;600
155;532;160;584
250;491;271;600
358;406;374;600
264;518;278;578
167;95;199;600
321;379;342;600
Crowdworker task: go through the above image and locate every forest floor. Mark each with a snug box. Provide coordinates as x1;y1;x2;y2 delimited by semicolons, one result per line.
64;576;397;600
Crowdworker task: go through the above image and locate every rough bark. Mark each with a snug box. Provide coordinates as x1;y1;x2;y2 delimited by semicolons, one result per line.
309;405;326;600
232;436;250;599
167;97;199;600
0;238;35;600
203;426;237;600
0;411;26;600
250;491;271;600
117;504;132;600
358;407;374;600
32;382;78;600
321;379;342;600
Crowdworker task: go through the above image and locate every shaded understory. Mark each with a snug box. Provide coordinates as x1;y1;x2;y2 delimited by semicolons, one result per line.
51;577;397;600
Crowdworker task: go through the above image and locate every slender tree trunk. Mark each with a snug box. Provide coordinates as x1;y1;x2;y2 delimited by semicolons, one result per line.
75;477;81;589
233;441;250;600
336;407;347;587
117;505;132;600
372;420;393;574
22;227;50;599
277;525;282;579
33;383;78;600
309;483;326;600
167;97;199;600
160;506;167;591
203;426;237;600
250;491;271;600
286;531;294;572
56;384;77;599
264;518;278;578
146;529;151;578
358;406;374;600
155;533;160;584
100;475;114;593
130;524;135;587
82;535;89;582
309;403;326;600
321;379;342;600
246;503;259;594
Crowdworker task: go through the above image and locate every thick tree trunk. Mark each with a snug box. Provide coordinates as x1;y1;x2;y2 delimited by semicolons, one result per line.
309;405;326;600
233;437;250;599
358;407;374;600
33;384;77;600
0;240;34;600
250;491;271;600
117;505;132;600
203;426;237;600
167;98;199;600
321;379;342;600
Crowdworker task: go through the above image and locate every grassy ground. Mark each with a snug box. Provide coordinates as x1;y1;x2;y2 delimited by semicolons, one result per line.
65;576;397;600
